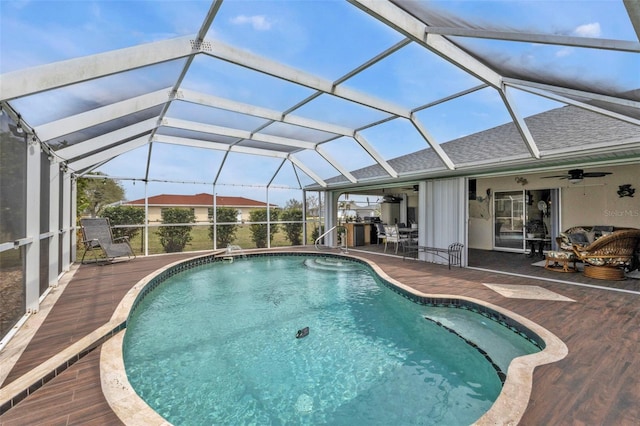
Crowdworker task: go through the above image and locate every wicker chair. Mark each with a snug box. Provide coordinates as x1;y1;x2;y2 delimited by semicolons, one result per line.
571;229;640;280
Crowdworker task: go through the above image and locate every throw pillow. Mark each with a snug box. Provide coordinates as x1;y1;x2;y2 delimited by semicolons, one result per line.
568;232;589;245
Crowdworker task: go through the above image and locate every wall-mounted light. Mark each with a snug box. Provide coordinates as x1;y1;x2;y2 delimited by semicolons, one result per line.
617;184;635;198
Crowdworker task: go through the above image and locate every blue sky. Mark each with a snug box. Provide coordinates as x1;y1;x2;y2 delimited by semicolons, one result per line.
1;0;637;205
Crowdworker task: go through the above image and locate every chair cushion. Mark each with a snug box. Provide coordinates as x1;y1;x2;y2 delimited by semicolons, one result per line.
581;256;631;267
546;250;576;260
558;232;572;250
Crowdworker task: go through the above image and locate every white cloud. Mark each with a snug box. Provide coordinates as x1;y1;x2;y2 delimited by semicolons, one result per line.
556;47;573;58
230;15;272;31
573;22;601;38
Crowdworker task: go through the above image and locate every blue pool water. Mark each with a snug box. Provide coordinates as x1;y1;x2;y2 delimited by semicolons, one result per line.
123;255;539;425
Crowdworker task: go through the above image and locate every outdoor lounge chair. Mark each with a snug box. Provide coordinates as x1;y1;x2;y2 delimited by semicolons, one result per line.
571;229;640;280
80;218;136;264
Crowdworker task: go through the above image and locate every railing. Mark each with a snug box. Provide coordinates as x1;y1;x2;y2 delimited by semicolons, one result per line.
314;225;348;253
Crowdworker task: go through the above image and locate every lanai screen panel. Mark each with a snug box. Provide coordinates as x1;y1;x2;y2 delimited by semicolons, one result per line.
49;106;164;150
9;60;185;129
96;145;152;182
294;93;393;129
358;118;433;160
413;87;513;144
0;0;638;203
207;0;405;80
166;101;272;132
394;0;640;101
181;54;317;111
342;41;484;109
146;144;226;184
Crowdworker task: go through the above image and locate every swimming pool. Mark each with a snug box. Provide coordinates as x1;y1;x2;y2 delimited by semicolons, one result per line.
122;254;542;425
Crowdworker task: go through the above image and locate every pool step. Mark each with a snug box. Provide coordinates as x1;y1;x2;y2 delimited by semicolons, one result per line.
303;257;361;272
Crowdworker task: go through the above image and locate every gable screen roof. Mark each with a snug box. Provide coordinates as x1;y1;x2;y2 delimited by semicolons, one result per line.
1;0;638;201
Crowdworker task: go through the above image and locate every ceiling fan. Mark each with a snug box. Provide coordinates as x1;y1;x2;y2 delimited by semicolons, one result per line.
542;168;612;183
382;194;402;203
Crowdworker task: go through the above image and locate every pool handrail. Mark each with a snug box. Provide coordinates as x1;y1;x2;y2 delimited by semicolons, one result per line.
314;225;348;253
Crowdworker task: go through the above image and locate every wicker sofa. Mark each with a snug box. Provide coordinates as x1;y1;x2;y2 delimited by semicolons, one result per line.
546;226;640;279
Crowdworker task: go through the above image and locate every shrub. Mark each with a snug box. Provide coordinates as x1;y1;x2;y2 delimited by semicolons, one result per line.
249;208;279;248
156;208;195;253
101;206;145;240
280;208;303;245
208;207;239;248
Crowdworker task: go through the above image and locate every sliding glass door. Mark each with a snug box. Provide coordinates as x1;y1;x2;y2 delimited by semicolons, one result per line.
494;191;524;250
493;189;558;253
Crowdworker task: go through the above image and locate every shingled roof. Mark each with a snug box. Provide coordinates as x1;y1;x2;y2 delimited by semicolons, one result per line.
323;105;640;186
124;193;276;208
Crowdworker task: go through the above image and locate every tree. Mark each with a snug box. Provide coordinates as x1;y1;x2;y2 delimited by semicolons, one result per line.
156;208;195;253
305;194;319;216
249;208;279;248
101;206;145;241
285;198;302;210
208;207;239;248
281;205;303;246
77;173;125;218
306;193;322;244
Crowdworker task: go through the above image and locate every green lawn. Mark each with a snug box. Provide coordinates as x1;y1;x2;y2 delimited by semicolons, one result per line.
77;221;323;257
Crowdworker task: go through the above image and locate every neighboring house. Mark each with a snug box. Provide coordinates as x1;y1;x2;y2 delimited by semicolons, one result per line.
123;193;277;223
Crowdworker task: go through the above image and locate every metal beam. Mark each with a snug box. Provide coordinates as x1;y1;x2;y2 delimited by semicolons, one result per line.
34;88;171;141
315;145;358;183
500;85;541;159
409;116;456;169
288;155;327;187
179;89;353;136
353;133;398;178
348;0;502;88
506;81;640;127
624;0;640;42
162;117;316;150
68;135;150;171
267;159;287;188
503;78;640;109
154;133;327;187
178;89;385;181
203;39;411;118
0;36;196;100
425;26;640;53
153;134;289;158
56;118;158;160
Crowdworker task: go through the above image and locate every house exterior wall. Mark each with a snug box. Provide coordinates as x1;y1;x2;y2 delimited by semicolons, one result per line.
143;205;261;223
468;164;639;250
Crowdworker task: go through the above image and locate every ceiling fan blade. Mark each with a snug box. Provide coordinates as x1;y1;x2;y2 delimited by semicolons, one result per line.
541;175;570;179
583;172;612;177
